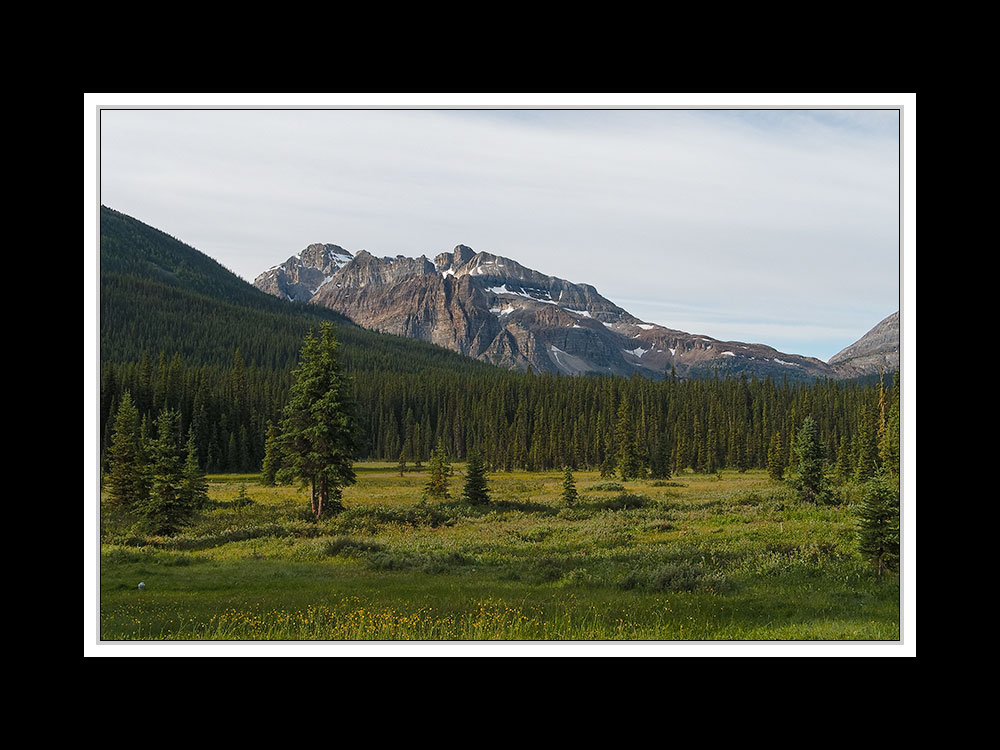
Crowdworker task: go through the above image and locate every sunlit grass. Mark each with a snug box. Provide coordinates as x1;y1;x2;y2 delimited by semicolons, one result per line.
100;465;899;641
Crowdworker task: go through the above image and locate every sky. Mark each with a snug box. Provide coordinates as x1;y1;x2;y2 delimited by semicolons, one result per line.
97;99;902;361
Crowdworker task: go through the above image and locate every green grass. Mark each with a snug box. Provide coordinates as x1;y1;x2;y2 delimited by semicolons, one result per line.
99;466;899;641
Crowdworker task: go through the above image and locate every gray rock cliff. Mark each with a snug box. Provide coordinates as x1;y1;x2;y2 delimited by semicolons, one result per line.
256;242;883;380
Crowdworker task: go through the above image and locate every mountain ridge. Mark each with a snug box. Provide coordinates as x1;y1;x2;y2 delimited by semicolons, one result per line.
827;311;900;376
255;241;895;380
99;206;497;376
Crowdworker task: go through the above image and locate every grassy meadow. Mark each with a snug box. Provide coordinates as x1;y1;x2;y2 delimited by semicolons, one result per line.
99;464;899;641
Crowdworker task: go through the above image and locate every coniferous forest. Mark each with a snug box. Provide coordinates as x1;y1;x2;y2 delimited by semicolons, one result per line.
100;351;899;481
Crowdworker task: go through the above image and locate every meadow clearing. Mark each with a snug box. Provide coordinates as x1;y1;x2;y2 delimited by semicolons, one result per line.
98;464;900;641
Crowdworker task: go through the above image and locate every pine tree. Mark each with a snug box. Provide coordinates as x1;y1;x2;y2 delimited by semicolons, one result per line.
462;449;490;505
412;421;423;469
857;470;900;579
143;408;194;534
226;431;239;473
705;425;718;474
599;448;616;479
735;436;750;473
260;420;281;486
878;372;900;476
424;438;452;499
615;397;641;481
649;430;672;480
854;401;880;482
402;411;415;467
791;416;829;503
278;324;358;519
767;431;785;481
561;466;578;506
834;436;853;485
105;391;149;512
238;424;252;473
180;427;209;510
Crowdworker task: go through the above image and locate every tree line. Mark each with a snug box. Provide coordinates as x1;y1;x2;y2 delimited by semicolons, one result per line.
101;346;899;483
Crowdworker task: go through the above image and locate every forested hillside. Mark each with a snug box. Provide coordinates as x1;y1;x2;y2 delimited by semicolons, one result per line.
100;206;495;373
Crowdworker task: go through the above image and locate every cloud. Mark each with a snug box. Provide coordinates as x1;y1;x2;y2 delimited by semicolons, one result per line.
99;107;899;360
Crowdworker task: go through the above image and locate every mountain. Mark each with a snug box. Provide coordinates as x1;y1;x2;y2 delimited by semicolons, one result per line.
827;311;900;377
255;242;847;380
99;206;496;376
254;243;354;302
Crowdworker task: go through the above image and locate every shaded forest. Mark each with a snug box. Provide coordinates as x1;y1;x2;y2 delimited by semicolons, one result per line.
100;350;899;482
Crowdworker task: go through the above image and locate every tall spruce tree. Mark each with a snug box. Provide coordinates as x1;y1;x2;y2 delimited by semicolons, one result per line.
105;391;149;512
857;470;900;579
854;401;880;482
599;448;616;479
791;416;829;503
834;436;853;485
767;431;785;482
878;372;901;476
278;323;357;519
649;431;672;480
735;437;750;473
561;466;578;506
180;427;209;510
462;448;490;505
615;397;641;481
226;431;239;474
424;438;452;499
143;408;194;534
260;420;281;487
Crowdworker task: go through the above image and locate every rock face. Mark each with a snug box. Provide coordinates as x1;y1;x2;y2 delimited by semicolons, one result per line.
253;243;353;302
828;311;900;377
255;243;869;380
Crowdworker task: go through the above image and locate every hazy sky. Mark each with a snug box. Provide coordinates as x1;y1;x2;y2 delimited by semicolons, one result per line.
99;104;900;361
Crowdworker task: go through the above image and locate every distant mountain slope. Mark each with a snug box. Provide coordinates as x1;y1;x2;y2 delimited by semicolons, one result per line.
256;242;842;380
828;311;900;377
99;206;496;376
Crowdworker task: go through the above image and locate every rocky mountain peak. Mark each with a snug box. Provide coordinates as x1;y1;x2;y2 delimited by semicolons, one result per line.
827;311;900;376
320;249;434;291
253;242;353;302
435;244;478;274
254;241;895;381
453;244;476;265
299;243;352;271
